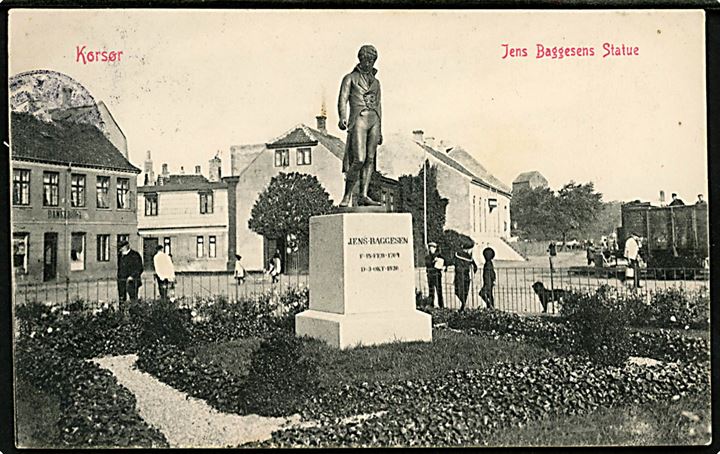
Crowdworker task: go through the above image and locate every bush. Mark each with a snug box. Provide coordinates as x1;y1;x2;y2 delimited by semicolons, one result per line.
562;286;631;366
16;338;168;448
138;298;194;350
237;331;323;416
648;287;709;330
439;229;473;264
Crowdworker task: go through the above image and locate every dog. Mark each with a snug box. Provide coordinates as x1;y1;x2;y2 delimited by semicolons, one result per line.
532;281;568;313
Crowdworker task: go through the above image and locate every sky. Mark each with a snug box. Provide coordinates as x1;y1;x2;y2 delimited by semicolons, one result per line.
8;9;707;203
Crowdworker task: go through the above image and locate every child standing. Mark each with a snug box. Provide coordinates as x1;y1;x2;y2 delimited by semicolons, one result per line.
480;247;496;309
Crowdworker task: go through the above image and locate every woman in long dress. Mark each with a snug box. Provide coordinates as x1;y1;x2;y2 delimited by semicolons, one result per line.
454;241;477;311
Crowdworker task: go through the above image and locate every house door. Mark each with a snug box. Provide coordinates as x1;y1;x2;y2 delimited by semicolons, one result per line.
43;232;58;282
143;237;159;270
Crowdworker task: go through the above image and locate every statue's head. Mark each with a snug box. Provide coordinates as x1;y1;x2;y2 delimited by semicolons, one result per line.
357;45;378;72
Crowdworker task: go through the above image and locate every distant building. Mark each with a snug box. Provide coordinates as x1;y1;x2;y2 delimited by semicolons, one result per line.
11;112;141;283
137;158;235;272
229;112;399;272
377;130;521;261
512;170;548;192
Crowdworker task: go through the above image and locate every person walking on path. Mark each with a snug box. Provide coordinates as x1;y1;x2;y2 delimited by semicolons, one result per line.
425;242;445;308
117;240;143;310
454;240;477;311
479;247;496;309
153;245;175;302
624;233;641;289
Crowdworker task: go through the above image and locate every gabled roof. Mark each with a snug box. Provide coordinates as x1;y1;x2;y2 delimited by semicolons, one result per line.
448;147;511;194
10;112;140;173
266;124;319;149
513;170;546;184
306;126;345;161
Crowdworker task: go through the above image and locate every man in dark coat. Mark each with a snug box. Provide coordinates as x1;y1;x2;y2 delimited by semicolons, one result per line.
117;240;143;305
337;44;383;207
425;242;444;308
454;240;477;311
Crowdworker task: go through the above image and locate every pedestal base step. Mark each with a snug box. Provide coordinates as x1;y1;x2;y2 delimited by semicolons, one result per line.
295;309;432;349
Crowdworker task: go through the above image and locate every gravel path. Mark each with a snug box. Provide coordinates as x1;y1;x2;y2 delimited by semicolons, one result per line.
94;354;300;448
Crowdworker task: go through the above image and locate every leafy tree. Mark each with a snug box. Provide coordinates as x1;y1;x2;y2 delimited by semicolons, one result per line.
248;172;334;242
439;229;474;265
398;162;449;265
555;182;604;244
510;181;603;242
510;186;558;240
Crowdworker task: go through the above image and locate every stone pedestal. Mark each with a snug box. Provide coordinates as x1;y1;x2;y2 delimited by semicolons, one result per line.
295;212;432;349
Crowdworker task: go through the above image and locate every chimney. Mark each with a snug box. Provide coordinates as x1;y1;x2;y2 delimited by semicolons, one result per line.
180;166;185;175
195;165;202;175
316;115;327;134
208;152;222;182
412;130;424;143
424;136;436;149
143;150;155;185
161;163;169;177
316;101;328;134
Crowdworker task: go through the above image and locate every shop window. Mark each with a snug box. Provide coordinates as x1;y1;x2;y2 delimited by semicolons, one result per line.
71;233;86;271
13;233;28;273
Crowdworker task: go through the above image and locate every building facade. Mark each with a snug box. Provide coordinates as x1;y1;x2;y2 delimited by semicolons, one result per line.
512;170;549;192
377;130;521;261
230;114;399;272
11;112;141;283
137;168;232;273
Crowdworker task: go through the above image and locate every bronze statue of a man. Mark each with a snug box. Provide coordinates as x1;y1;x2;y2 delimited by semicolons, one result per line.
338;44;383;207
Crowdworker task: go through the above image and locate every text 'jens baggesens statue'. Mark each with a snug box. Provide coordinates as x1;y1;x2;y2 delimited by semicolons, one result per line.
338;44;383;208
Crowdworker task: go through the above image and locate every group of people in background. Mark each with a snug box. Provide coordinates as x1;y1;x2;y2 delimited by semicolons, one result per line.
425;241;496;311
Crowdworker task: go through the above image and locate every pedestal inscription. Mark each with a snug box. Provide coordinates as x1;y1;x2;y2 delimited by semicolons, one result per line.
295;212;432;349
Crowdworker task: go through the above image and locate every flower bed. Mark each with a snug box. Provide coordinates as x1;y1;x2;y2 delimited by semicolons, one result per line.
15;337;168;448
253;357;710;447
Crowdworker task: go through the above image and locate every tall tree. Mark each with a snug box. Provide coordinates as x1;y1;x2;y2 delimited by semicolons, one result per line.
398;162;449;265
510;181;603;242
555;182;604;244
248;172;334;242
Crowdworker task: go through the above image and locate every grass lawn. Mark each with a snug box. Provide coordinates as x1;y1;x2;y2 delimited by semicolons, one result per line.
15;377;62;448
190;328;556;386
483;395;711;446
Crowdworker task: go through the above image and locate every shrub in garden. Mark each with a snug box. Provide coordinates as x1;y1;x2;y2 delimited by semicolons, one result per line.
237;331;323;416
649;287;709;330
557;286;631;366
255;357;710;447
16;338;167;448
137;298;194;350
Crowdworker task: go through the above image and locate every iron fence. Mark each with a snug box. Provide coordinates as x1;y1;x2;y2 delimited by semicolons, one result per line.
13;266;708;315
415;267;709;314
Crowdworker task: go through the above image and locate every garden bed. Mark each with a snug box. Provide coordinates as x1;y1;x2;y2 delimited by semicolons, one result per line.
14;285;711;448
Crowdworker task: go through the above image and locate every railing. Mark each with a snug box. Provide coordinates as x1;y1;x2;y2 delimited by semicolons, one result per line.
13;272;310;309
415;267;709;314
13;267;708;314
